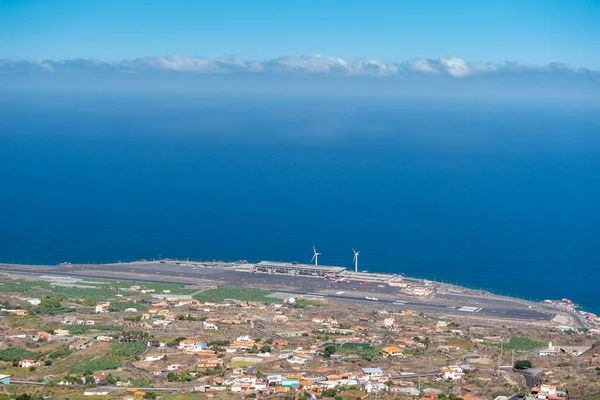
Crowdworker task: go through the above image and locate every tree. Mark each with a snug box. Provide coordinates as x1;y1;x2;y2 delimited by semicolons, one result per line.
260;345;271;353
514;360;532;370
167;372;178;382
323;345;337;358
40;297;62;308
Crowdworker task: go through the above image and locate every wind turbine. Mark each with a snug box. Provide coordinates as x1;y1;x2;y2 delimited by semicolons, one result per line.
311;246;321;266
352;248;360;273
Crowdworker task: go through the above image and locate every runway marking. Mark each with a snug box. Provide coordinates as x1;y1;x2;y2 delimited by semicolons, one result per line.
336;291;345;295
458;306;479;312
394;301;407;305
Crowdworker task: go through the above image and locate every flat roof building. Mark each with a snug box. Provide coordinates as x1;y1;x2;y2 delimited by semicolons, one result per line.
255;261;346;277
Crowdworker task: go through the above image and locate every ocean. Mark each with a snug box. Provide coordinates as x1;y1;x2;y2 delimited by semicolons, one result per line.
1;92;599;313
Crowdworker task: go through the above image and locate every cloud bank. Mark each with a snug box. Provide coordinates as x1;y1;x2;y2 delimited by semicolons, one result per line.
1;54;598;79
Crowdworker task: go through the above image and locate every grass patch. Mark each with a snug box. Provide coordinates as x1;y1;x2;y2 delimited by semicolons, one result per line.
194;286;276;303
231;360;260;367
69;359;122;373
109;342;147;357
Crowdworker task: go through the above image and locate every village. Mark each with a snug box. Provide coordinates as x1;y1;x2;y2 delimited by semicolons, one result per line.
0;275;599;400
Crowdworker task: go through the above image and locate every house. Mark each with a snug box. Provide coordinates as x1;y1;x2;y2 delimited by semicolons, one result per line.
54;329;70;336
362;368;383;377
381;346;404;357
441;366;465;380
203;322;218;330
166;364;181;371
124;308;138;313
287;356;308;365
11;310;28;316
18;359;40;368
236;335;254;343
37;331;52;341
144;355;165;362
179;339;207;352
96;335;114;342
274;315;289;322
91;373;108;384
83;388;111;396
282;331;305;337
197;359;223;370
95;302;110;313
383;317;395;327
273;339;289;346
27;298;41;305
70;340;91;350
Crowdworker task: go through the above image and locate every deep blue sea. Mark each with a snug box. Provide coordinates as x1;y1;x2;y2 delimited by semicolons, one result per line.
1;93;599;313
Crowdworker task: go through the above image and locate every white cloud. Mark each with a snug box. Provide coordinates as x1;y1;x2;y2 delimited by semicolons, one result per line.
0;55;597;80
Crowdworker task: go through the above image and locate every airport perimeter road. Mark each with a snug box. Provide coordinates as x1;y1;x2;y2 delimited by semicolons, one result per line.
0;263;555;322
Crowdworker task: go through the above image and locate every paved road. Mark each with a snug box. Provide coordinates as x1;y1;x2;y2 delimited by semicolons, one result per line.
0;263;554;322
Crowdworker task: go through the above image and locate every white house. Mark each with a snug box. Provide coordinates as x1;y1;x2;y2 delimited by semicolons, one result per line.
287;356;308;365
144;355;165;362
27;298;41;306
178;340;207;352
166;364;181;371
18;359;41;368
362;368;383;377
95;302;111;313
441;366;464;380
236;335;254;343
203;322;218;330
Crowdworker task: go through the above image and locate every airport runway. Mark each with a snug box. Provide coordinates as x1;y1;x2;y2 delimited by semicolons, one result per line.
0;262;555;322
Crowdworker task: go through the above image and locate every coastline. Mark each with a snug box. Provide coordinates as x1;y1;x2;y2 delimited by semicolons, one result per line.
1;258;597;331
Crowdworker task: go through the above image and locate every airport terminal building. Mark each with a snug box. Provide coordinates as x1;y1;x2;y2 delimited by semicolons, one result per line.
255;261;346;277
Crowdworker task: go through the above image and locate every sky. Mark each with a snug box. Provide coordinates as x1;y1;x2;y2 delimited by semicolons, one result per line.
1;0;599;68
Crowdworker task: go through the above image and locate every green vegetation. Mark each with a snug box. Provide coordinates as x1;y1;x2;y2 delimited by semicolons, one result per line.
70;359;122;373
503;336;545;351
48;346;73;359
193;286;276;303
0;278;195;302
231;359;260;367
0;348;39;362
514;359;533;369
291;299;322;308
109;342;147;357
321;344;379;361
67;325;123;334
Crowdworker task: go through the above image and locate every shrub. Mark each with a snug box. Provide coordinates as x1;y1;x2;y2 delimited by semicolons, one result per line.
514;360;532;370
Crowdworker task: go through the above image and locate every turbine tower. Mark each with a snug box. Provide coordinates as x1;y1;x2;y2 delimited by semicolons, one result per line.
352;248;360;273
311;246;321;266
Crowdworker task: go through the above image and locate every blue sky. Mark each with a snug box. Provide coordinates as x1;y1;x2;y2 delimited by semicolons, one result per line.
1;0;599;68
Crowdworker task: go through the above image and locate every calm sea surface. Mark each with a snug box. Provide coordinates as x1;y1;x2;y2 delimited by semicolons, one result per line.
1;93;599;312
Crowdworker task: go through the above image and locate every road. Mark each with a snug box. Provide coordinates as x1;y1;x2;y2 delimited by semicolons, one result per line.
0;263;556;322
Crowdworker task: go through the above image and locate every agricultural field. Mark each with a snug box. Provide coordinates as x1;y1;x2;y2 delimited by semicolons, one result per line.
0;348;39;362
109;342;147;357
0;277;196;303
193;286;276;303
501;336;545;351
66;325;123;334
69;359;122;373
